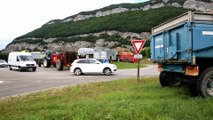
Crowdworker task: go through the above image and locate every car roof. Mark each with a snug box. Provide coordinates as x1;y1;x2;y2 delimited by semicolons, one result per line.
76;58;97;60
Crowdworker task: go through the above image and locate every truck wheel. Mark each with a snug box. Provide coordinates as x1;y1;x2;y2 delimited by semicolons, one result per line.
56;60;63;71
9;65;12;70
159;71;169;87
18;66;22;72
74;68;82;76
43;59;51;68
198;67;213;98
32;67;36;72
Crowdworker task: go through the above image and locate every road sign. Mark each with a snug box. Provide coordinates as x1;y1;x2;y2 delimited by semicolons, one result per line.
131;40;146;53
134;54;143;59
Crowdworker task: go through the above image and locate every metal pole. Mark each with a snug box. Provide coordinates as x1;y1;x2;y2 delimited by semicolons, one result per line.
137;59;140;82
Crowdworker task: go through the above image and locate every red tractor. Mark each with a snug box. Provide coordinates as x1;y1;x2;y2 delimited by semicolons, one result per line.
43;51;77;71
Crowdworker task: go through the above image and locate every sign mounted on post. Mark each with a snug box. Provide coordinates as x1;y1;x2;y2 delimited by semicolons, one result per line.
131;39;146;82
131;40;146;54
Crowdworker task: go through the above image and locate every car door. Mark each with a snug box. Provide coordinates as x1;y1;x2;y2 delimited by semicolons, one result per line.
88;60;103;73
76;60;89;73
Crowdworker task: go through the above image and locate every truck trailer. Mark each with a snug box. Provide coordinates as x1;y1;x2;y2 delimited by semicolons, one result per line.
151;11;213;97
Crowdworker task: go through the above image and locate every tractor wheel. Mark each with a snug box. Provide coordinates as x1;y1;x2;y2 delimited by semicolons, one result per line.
56;60;63;71
43;59;51;68
38;60;42;67
159;71;169;87
198;67;213;98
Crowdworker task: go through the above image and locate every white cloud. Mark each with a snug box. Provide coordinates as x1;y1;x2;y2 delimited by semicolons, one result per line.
0;0;148;50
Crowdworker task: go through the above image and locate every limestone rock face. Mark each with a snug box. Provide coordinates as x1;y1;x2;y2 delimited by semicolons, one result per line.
45;0;213;25
183;0;213;12
5;31;150;52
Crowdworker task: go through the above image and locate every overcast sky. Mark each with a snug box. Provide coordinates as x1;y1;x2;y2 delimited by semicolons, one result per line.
0;0;148;50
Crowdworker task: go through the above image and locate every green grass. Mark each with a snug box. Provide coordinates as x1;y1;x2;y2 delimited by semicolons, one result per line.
0;77;212;120
113;62;147;69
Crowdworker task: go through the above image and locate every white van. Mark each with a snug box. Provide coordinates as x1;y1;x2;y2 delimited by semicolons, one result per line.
8;52;37;72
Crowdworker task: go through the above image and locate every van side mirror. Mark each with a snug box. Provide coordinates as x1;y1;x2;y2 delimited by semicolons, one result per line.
17;56;19;62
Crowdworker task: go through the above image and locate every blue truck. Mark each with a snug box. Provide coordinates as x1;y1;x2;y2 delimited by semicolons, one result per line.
151;11;213;97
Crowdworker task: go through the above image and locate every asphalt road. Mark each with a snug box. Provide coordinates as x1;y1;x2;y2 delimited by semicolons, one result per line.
0;65;159;98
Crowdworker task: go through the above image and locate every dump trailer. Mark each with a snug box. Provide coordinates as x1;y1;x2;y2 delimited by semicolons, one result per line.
151;11;213;97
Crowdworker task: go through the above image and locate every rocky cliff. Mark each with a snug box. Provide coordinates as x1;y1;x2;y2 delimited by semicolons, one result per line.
46;0;213;25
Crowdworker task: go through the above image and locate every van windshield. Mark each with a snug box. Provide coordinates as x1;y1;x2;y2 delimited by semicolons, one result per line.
19;55;34;61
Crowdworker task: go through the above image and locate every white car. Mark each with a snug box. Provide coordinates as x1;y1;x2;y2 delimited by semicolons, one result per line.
70;59;117;75
0;59;8;68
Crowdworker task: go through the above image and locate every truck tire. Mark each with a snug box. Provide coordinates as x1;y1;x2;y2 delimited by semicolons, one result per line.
198;67;213;98
32;67;36;72
56;60;63;71
159;71;169;87
43;59;51;68
9;65;12;70
18;66;22;72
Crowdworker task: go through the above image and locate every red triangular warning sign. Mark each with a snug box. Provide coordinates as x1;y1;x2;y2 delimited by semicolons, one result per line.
131;40;146;53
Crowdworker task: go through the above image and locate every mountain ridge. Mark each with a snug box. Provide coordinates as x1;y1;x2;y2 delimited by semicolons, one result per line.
4;0;213;52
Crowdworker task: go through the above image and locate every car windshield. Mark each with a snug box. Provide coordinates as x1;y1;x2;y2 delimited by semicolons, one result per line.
19;55;34;61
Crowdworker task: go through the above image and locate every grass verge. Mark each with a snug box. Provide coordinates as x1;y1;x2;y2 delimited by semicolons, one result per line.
0;77;212;120
113;62;147;69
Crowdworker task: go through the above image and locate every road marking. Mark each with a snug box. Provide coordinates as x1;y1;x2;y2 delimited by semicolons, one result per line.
0;81;3;83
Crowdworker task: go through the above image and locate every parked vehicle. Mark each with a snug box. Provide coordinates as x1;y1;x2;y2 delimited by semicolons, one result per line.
94;47;118;61
78;48;95;58
8;52;37;72
43;51;77;71
119;52;138;63
30;52;45;67
151;11;213;97
70;59;117;76
0;59;8;68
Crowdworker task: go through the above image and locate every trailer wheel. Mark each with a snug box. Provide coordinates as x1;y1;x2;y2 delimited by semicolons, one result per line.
159;71;169;87
43;59;51;68
168;73;182;86
198;67;213;98
56;60;63;71
74;68;82;76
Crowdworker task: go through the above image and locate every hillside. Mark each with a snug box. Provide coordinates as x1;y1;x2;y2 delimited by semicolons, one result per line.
5;0;213;52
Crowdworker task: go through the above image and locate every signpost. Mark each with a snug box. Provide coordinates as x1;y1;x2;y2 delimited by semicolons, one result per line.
131;40;146;82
